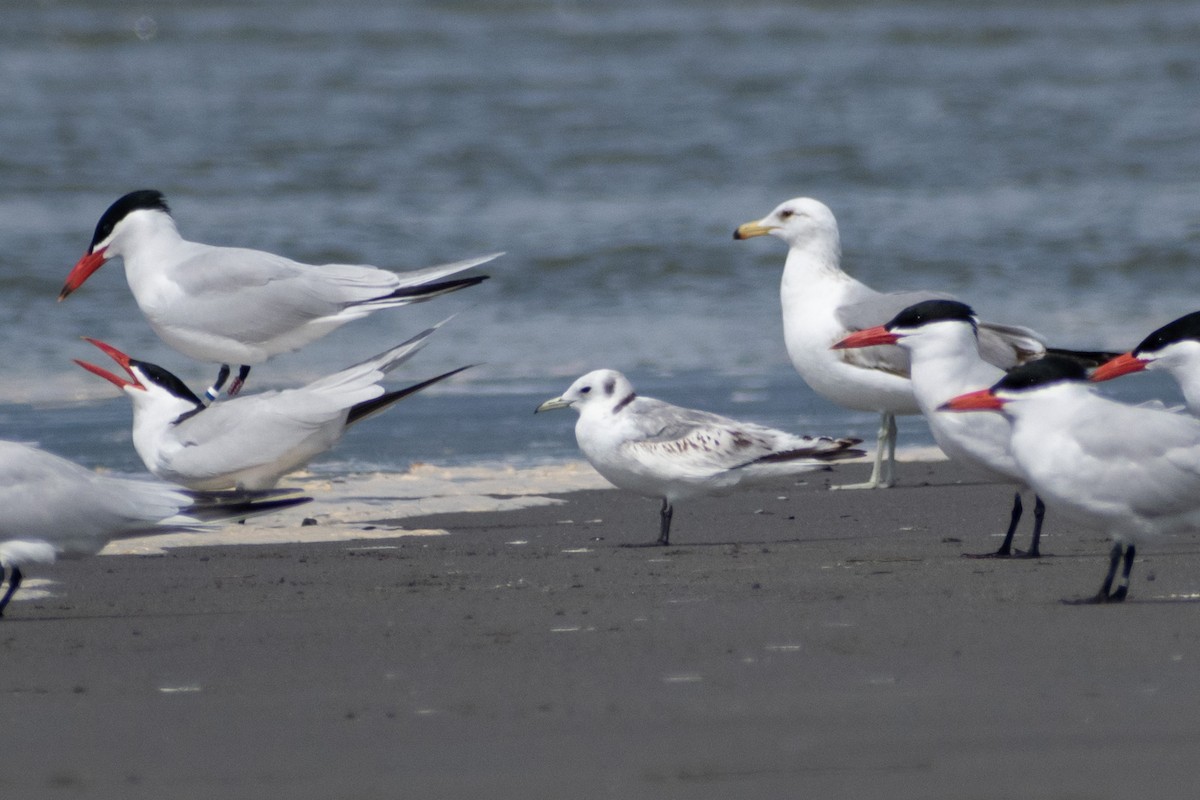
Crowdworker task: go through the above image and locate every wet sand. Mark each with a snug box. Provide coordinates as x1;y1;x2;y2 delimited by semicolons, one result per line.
4;460;1200;799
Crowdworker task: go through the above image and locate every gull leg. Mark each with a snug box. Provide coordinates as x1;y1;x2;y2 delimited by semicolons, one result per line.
1063;541;1123;605
0;566;23;617
833;411;895;490
204;364;232;403
228;365;252;396
1108;543;1136;602
657;499;673;546
619;499;675;548
881;412;897;487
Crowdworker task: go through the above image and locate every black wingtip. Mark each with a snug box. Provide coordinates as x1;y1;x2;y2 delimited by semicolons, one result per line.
346;365;474;427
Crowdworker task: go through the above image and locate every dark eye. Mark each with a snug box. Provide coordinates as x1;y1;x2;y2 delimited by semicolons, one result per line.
779;209;793;219
579;386;591;394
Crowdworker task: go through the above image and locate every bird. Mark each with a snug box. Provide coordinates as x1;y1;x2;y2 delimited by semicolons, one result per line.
74;322;471;491
59;189;499;400
940;355;1200;604
832;299;1051;558
535;369;864;546
734;197;1048;490
1090;311;1200;414
0;441;311;616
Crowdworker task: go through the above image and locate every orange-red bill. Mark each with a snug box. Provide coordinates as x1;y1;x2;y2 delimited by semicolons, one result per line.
1089;352;1148;383
58;248;108;301
831;325;900;350
939;388;1005;412
74;338;143;390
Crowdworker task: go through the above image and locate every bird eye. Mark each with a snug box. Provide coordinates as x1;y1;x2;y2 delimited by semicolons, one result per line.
580;386;591;394
779;209;793;219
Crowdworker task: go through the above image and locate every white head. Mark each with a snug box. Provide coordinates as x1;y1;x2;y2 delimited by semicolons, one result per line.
734;197;841;255
535;369;638;416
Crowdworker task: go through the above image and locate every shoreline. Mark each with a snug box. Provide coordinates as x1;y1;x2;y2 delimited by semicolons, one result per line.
6;459;1200;798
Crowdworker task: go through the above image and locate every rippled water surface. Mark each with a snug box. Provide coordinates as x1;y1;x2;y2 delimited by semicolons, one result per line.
1;0;1197;469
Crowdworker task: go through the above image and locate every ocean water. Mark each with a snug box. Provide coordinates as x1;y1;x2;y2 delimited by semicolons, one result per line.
1;0;1198;473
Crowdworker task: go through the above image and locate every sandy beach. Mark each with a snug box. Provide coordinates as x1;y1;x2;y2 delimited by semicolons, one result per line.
4;459;1200;799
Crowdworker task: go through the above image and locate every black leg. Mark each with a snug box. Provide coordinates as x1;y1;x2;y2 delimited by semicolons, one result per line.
962;491;1021;559
204;364;232;403
1021;495;1047;559
1109;543;1136;602
228;365;252;396
1063;541;1123;605
656;499;673;546
0;566;23;617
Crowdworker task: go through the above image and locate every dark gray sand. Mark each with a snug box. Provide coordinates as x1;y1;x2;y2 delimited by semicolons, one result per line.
4;461;1200;799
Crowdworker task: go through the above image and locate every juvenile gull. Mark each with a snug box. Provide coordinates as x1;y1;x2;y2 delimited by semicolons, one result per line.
734;197;1046;489
536;369;863;546
60;189;498;399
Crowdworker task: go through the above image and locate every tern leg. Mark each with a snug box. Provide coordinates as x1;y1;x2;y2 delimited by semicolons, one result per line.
1063;541;1124;605
0;566;23;617
1018;496;1047;559
227;365;252;396
833;411;896;490
204;364;232;403
962;491;1023;559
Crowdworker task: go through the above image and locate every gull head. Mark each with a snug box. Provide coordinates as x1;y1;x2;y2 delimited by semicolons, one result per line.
536;369;636;415
733;197;840;252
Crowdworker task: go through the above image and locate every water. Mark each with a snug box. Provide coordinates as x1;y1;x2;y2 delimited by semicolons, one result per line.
1;0;1198;472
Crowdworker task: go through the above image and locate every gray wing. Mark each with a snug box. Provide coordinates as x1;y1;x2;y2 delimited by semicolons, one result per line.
620;400;852;477
835;288;955;378
977;322;1047;369
0;442;186;548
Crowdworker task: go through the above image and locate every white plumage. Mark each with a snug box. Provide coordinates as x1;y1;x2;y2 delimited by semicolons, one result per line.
734;197;1045;489
536;369;862;545
76;322;469;491
0;441;309;615
60;190;497;397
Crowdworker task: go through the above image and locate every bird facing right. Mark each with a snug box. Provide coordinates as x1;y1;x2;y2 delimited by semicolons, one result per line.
536;369;863;546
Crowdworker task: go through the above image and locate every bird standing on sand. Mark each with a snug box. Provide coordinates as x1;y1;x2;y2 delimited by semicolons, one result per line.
59;190;498;400
75;322;471;491
734;197;1046;489
536;369;863;546
942;356;1200;604
0;441;310;617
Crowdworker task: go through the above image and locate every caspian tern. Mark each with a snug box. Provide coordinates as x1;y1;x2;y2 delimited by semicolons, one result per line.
941;355;1200;603
59;190;498;399
0;442;311;617
734;197;1048;490
832;299;1050;558
1090;311;1200;414
75;323;471;491
535;369;864;546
